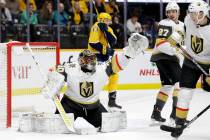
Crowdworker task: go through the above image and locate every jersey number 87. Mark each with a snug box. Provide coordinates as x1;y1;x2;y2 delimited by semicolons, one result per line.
158;25;172;38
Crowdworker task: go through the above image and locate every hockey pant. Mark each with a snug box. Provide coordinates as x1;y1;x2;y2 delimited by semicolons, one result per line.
55;95;108;128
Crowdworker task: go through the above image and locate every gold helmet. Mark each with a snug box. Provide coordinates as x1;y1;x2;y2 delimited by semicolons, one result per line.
97;12;112;23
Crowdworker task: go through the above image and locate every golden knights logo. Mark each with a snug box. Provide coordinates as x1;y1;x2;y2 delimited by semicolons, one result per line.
191;35;204;54
79;82;94;98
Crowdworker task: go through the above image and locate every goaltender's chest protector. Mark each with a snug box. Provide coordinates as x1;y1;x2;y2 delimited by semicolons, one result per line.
65;65;108;104
185;15;210;64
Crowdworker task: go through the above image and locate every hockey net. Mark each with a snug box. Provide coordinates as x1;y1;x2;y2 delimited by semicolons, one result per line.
0;42;60;128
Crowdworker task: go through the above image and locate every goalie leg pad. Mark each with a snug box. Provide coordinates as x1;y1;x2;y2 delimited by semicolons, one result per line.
101;111;127;132
18;112;74;134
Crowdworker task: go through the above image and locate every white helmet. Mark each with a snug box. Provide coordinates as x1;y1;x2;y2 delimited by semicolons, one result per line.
166;2;180;12
188;0;210;17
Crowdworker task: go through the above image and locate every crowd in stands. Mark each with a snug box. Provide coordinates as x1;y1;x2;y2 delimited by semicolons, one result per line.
0;0;158;48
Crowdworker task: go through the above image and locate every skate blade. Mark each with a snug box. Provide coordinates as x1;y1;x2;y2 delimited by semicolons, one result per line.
160;125;175;132
149;119;164;127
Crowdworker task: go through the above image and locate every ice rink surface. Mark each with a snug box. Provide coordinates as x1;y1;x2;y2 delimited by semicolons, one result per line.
1;89;210;140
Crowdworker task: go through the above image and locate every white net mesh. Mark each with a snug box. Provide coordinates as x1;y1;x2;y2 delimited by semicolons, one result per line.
0;42;59;128
0;45;8;129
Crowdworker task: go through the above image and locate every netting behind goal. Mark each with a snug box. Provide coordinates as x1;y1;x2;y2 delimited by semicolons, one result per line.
0;42;60;128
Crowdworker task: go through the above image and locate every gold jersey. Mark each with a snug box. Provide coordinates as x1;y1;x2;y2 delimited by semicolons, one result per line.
88;22;116;55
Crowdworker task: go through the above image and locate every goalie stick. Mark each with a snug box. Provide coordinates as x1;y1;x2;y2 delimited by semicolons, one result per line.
25;43;75;133
160;104;210;133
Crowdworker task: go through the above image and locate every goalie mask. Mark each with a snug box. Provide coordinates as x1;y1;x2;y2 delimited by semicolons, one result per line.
78;50;97;74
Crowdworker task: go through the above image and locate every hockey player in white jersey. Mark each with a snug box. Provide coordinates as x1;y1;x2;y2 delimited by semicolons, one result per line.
150;2;184;123
160;0;210;138
43;33;148;130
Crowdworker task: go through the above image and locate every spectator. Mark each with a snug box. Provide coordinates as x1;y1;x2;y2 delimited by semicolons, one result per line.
104;0;119;16
20;3;38;25
52;2;69;26
92;0;106;15
70;0;84;25
18;0;37;12
6;0;20;22
142;19;158;49
110;14;124;48
0;0;12;42
35;0;45;10
142;23;153;48
39;1;53;25
126;13;142;36
71;0;88;14
0;0;12;23
20;3;38;41
60;0;73;14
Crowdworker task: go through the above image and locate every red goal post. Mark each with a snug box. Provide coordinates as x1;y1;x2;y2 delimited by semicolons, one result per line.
0;42;60;128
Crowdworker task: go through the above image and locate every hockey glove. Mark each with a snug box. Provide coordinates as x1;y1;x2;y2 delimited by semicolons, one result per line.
124;33;149;59
106;47;115;56
98;22;108;32
205;76;210;86
167;31;183;47
41;71;65;99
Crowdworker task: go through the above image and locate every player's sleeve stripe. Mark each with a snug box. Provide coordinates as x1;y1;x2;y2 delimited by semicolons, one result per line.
156;40;168;47
115;54;123;70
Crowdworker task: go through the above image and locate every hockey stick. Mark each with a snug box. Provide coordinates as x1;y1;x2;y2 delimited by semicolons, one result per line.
160;104;210;133
25;43;75;133
174;43;210;85
175;43;210;77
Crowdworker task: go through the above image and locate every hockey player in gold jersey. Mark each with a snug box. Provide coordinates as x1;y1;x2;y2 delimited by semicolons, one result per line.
150;2;184;123
88;12;121;109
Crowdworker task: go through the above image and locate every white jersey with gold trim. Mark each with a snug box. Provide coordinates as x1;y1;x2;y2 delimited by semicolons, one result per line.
64;63;108;105
152;18;184;56
184;15;210;64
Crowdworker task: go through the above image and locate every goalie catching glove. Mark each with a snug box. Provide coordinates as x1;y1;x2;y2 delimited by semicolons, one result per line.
41;71;65;99
123;33;149;59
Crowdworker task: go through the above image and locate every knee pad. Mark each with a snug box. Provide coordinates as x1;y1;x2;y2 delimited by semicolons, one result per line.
157;85;174;102
160;85;174;96
177;88;193;109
